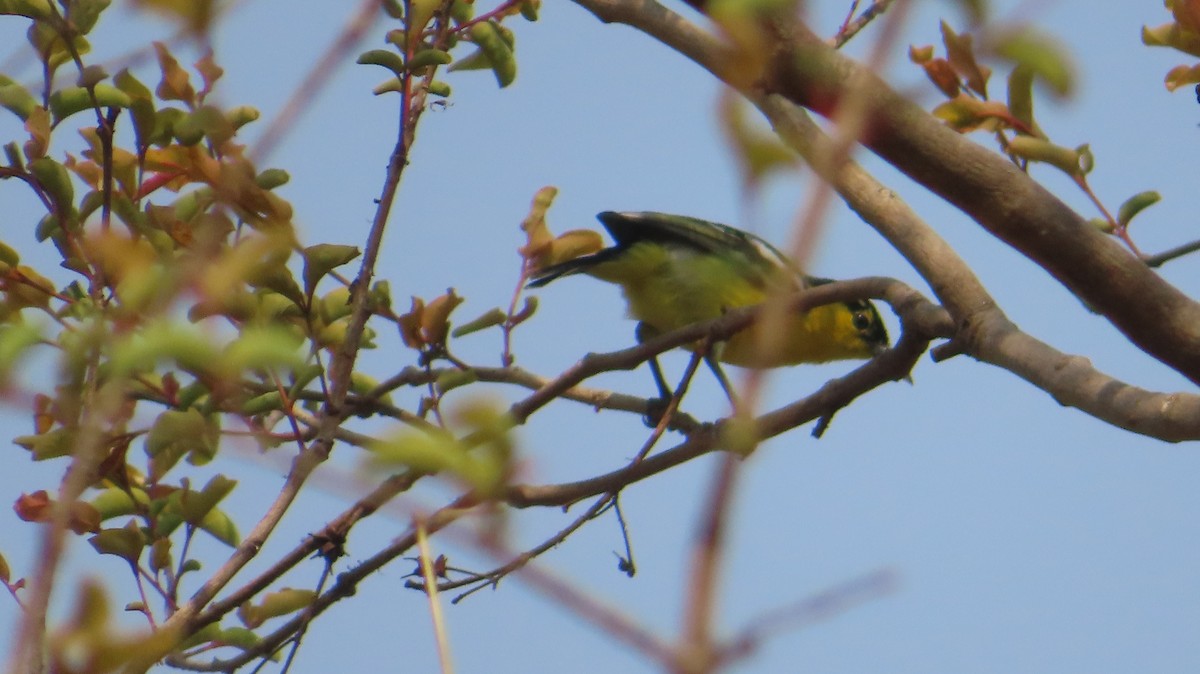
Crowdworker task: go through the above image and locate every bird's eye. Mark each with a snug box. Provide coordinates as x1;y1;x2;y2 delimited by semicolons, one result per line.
852;312;872;332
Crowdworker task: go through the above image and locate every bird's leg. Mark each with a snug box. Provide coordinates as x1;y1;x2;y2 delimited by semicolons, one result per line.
636;322;675;426
703;353;739;408
647;355;673;401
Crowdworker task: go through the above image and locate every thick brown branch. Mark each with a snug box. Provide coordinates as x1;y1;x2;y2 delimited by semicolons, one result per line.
761;25;1200;384
571;0;1200;441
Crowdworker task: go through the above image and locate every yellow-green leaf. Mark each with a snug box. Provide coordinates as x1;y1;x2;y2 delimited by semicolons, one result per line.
0;79;37;120
451;307;507;338
992;28;1074;97
144;408;219;479
407;49;452;71
302;243;360;295
238;588;317;628
91;487;149;520
198;506;239;546
0;0;53;19
28;156;75;214
88;521;145;565
1006;136;1089;177
357;49;406;78
470;21;517;87
1117;191;1161;227
180;475;236;526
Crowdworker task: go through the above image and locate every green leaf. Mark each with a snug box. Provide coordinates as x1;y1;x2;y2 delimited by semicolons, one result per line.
226;104;259;129
148;539;172;575
0;79;37;120
88;521;145;565
198;505;239;546
469;22;517;87
14;428;74;461
109;320;221;376
0;0;53;19
1006;136;1089;177
70;0;111;34
91;487;149;520
77;64;108;89
367;400;514;496
3;142;23;169
144;408;220;480
1117;191;1161;228
173;105;234;146
180;475;236;526
993;27;1074;97
447;48;493;73
381;0;403;18
28;22;91;73
0;323;43;379
719;93;797;187
221;324;304;374
317;286;351;324
372;77;403;96
435;368;478;394
451;307;506;338
246;263;304;307
215;627;261;650
407;0;439;46
1006;65;1036;134
449;0;472;22
48;84;132;124
302;243;360;296
255;168;290;190
241;391;283;416
28;156;75;214
114;69;157;147
406;49;452;71
148;106;186;146
356;49;406;78
0;237;19;266
238;588;317;628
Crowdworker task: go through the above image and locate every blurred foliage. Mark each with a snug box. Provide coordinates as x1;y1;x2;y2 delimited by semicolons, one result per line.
0;0;1187;671
0;0;541;669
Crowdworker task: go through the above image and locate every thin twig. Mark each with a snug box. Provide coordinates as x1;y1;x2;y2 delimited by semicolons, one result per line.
416;521;456;674
1143;238;1200;268
249;0;381;163
830;0;898;48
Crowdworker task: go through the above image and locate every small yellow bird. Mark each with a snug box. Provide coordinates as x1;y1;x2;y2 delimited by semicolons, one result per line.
528;211;889;401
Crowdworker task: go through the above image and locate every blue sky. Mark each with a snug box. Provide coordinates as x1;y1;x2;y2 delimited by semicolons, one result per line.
2;1;1200;672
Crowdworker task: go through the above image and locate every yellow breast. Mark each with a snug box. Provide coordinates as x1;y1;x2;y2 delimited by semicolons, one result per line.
582;241;872;367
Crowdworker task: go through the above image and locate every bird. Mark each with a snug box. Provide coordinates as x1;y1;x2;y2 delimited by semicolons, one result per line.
527;211;890;403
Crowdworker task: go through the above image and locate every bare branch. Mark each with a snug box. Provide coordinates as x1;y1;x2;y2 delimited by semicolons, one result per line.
762;23;1200;384
830;0;898;48
1144;238;1200;268
570;0;1200;442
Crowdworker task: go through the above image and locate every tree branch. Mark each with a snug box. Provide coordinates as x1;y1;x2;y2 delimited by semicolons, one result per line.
761;22;1200;385
570;0;1200;442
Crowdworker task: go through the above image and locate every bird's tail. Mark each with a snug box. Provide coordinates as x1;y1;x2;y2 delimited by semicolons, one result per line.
526;248;619;288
